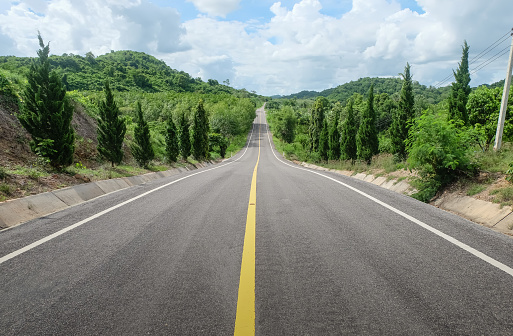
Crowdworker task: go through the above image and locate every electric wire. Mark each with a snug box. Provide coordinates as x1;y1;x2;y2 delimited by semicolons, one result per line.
433;28;513;88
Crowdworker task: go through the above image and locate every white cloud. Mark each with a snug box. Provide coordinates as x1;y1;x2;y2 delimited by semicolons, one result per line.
186;0;240;17
1;0;512;96
0;0;187;56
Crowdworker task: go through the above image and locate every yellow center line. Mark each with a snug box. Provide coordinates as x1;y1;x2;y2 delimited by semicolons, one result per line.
234;113;261;336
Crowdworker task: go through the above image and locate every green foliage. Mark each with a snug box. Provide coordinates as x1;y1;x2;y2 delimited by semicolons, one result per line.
209;133;228;158
340;100;358;162
268;105;297;143
165;117;179;162
448;41;471;125
319;118;329;161
178;112;191;160
328;102;341;160
356;85;379;163
18;33;75;168
279;77;450;106
97;81;127;166
390;63;415;160
467;86;513;150
407;110;474;202
309;97;329;152
191;99;210;160
131;101;155;168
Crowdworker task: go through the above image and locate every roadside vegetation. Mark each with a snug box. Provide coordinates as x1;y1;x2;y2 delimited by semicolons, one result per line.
267;40;513;204
0;34;262;201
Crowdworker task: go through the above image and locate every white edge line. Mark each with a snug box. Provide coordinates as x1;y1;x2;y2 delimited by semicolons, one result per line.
0;115;259;265
263;111;513;278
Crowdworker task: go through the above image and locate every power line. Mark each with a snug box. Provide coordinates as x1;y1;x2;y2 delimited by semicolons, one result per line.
470;45;511;76
433;28;513;88
469;30;512;65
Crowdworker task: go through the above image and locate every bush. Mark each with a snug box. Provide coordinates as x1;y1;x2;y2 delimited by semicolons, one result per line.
407;110;475;202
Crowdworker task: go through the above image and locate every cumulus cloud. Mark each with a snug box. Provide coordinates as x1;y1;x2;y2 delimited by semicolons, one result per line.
0;0;187;57
186;0;240;17
1;0;512;96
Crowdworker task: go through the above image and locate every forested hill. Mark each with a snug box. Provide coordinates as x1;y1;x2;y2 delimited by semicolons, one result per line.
279;77;451;104
0;50;245;96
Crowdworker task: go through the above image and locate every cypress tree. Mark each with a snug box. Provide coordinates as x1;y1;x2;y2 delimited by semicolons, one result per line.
131;101;154;168
390;62;415;160
319;118;329;161
356;84;379;164
448;40;471;125
340;100;358;162
328;102;342;160
165;117;179;163
192;99;210;160
179;112;191;160
18;33;75;168
309;97;327;152
97;81;126;167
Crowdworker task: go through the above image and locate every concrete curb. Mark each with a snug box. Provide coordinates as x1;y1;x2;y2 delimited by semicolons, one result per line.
298;162;513;236
0;161;215;229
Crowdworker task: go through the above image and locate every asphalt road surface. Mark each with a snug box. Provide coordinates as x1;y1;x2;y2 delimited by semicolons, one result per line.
2;106;513;335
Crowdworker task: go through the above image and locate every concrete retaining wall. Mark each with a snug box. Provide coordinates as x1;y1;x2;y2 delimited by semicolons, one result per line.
0;161;215;229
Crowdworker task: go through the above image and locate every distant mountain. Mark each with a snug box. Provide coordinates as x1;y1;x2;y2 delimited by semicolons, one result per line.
278;77;452;105
0;50;244;96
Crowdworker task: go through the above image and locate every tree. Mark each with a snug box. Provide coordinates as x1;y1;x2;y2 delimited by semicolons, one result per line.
319;118;329;161
97;81;126;166
178;112;191;160
328;102;342;160
356;84;379;163
467;86;513;150
191;99;209;160
131;101;154;168
407;110;474;202
340;100;358;162
390;62;415;160
448;40;471;125
209;133;228;158
165;117;179;162
18;33;75;168
309;97;329;152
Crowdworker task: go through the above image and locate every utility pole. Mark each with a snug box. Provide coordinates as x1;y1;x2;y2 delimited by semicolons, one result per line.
494;29;513;151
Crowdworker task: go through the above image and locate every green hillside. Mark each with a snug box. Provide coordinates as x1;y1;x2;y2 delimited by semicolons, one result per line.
0;50;242;95
279;77;451;105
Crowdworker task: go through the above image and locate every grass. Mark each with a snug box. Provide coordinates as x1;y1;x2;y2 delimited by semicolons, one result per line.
467;184;486;196
0;183;13;195
8;166;49;180
490;187;513;207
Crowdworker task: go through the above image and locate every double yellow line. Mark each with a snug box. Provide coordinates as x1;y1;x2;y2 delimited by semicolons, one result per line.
234;115;261;335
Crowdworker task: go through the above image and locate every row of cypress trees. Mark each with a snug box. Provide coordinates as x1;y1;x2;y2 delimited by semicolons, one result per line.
307;62;416;164
17;33;211;170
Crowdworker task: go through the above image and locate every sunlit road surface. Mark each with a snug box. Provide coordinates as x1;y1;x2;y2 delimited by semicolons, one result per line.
2;107;513;335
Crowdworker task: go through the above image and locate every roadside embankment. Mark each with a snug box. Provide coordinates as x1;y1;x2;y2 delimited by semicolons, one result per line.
0;162;214;229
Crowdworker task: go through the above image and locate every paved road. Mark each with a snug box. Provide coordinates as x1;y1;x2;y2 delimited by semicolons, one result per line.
2;106;513;335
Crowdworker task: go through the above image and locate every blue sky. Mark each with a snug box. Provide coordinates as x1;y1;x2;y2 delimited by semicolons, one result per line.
0;0;511;96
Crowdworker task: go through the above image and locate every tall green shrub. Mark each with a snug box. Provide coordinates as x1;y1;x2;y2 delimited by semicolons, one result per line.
179;112;191;160
97;81;126;166
18;33;75;168
165;117;179;162
448;41;471;125
390;62;414;160
407;111;474;202
356;85;379;163
340;100;357;162
192;99;209;160
131;101;154;168
328;102;341;160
